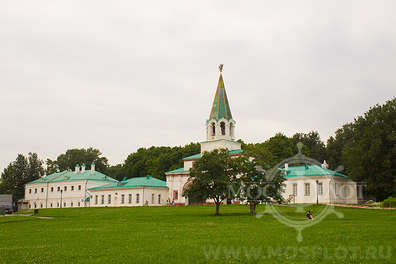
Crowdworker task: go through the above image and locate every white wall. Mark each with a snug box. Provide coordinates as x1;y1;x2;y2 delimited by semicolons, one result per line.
166;174;189;205
282;176;357;204
89;187;168;207
200;139;241;153
184;161;194;170
25;180;109;208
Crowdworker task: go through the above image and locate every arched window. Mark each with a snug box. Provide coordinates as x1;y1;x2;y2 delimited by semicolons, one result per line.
220;122;226;135
211;122;216;136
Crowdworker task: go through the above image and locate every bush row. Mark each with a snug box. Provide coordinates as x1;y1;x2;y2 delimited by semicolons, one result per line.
382;197;396;208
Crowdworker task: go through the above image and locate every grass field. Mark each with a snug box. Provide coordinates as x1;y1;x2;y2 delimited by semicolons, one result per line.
1;205;395;263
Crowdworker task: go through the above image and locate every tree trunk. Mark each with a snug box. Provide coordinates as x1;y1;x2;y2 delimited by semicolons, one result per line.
215;202;220;216
249;202;256;215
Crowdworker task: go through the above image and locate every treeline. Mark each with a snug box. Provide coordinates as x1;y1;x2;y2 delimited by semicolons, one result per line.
0;98;394;201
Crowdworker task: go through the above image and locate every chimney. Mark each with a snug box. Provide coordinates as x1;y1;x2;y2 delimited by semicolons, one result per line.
90;162;95;174
81;164;86;173
75;164;80;173
321;160;328;169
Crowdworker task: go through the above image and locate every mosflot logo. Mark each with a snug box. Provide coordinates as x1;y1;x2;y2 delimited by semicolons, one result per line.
256;142;345;242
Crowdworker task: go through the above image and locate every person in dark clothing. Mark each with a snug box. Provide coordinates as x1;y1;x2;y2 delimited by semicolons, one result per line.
306;210;313;220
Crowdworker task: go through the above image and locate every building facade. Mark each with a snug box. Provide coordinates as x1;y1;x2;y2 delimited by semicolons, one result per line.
24;164;169;208
89;175;168;207
24;163;118;209
282;164;358;204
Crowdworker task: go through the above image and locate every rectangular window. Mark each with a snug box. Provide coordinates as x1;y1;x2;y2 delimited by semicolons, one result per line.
318;182;323;195
50;203;53;208
304;183;310;196
40;203;43;208
51;187;54;192
29;189;32;194
57;202;59;208
34;188;37;193
151;193;155;204
136;193;140;204
121;194;125;204
78;185;81;190
41;188;44;193
158;194;161;204
293;183;297;196
57;186;60;192
173;190;178;200
108;194;111;204
101;195;104;205
78;202;80;207
95;195;98;205
71;202;73;207
128;194;132;204
64;186;67;191
64;202;66;207
71;186;74;191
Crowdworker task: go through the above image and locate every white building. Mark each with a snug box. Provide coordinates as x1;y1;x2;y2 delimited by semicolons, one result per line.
24;163;169;208
24;163;118;209
282;163;358;204
89;175;168;207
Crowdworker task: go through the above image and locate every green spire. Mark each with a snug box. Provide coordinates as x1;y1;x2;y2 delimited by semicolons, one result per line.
209;64;233;121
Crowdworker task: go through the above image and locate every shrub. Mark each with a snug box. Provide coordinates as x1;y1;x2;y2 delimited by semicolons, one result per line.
382;197;396;208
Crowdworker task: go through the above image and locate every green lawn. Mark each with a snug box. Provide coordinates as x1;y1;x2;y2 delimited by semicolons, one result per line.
1;205;395;263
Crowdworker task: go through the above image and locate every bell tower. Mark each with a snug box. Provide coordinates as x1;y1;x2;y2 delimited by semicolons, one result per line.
201;64;241;153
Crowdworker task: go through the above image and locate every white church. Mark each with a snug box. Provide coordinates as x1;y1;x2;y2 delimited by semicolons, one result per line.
23;65;357;208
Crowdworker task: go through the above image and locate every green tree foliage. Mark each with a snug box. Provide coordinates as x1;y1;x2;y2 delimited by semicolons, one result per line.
0;153;44;200
291;131;326;162
243;132;326;168
327;98;396;200
106;164;126;181
233;154;285;215
184;149;236;215
48;148;109;174
124;143;200;180
45;158;59;175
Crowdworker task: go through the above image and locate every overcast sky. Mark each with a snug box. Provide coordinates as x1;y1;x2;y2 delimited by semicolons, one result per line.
1;0;395;171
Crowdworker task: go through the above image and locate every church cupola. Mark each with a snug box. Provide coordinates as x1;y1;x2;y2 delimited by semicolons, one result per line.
206;64;236;141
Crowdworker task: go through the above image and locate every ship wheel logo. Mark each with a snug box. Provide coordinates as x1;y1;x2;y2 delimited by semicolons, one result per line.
256;142;344;242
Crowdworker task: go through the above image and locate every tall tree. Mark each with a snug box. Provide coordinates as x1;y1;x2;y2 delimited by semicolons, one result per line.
52;148;109;173
233;154;284;215
291;131;327;162
124;143;200;180
342;98;396;200
45;158;59;175
0;153;44;200
327;98;396;200
184;149;236;215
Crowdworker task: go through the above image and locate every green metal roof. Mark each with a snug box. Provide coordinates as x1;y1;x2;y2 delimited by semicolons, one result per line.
165;168;189;174
183;149;243;160
208;71;233;121
26;170;117;184
282;165;347;178
88;175;168;190
229;149;243;155
183;153;202;160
